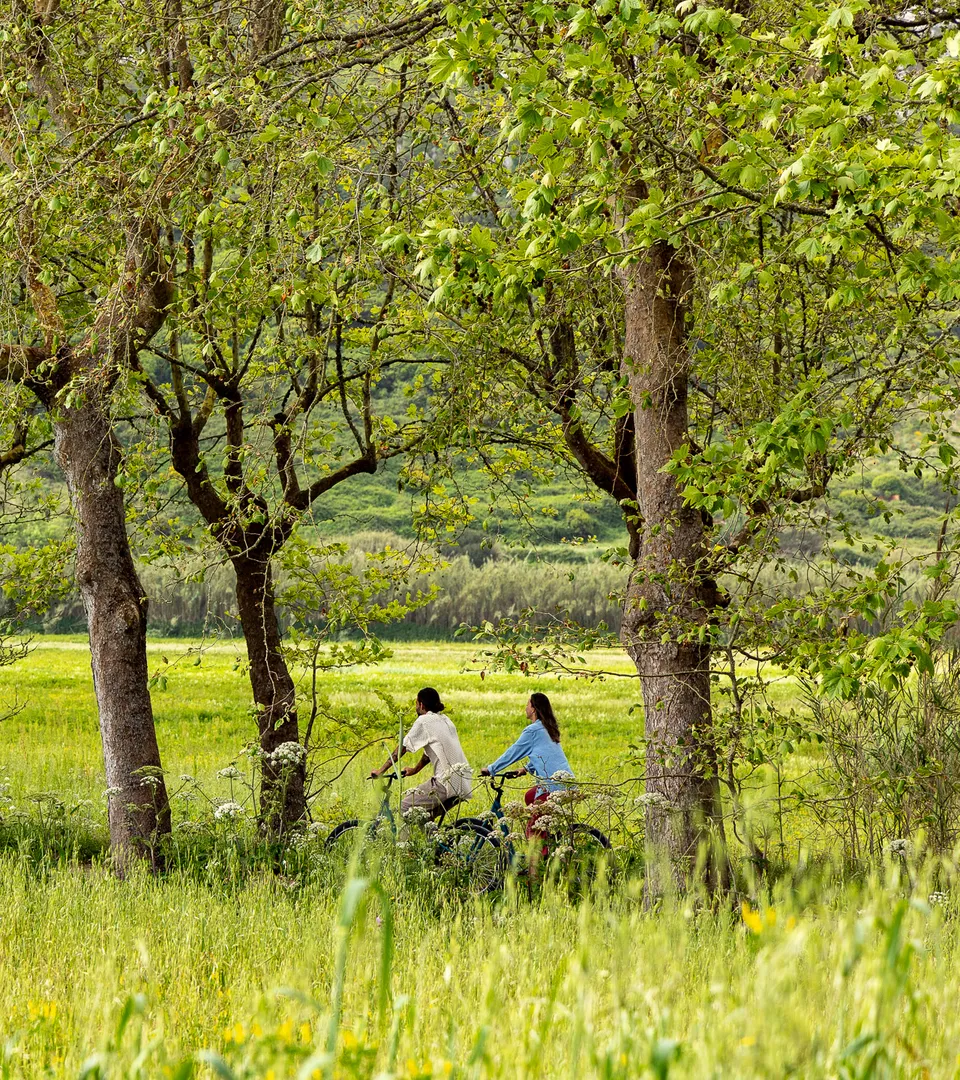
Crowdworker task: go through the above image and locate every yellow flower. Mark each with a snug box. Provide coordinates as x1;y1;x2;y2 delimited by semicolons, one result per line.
341;1030;358;1050
299;1022;312;1044
741;902;763;934
251;1021;263;1039
742;902;778;934
741;1035;757;1047
277;1019;294;1043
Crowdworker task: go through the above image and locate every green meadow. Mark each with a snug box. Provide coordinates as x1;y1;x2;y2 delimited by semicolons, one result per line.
0;640;959;1078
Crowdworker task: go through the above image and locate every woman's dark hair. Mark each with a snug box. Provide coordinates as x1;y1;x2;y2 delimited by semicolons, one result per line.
417;687;444;713
530;692;561;743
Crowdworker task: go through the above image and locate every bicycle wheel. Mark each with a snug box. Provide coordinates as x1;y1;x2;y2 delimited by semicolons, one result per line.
324;818;392;878
434;820;504;895
555;824;613;896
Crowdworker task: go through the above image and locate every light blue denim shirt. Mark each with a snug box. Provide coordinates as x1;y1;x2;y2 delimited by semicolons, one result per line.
485;721;573;792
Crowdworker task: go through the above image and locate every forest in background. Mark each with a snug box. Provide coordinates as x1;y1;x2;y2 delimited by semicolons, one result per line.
2;427;954;637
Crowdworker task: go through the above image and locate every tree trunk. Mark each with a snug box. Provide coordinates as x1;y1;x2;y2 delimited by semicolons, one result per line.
54;389;171;867
618;232;729;898
232;549;306;833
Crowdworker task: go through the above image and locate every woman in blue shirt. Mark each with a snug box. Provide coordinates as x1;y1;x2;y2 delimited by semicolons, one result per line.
480;693;573;835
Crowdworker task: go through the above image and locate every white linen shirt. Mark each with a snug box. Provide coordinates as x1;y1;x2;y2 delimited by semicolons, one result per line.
403;711;473;799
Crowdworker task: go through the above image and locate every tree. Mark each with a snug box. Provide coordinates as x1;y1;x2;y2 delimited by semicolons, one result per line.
0;0;173;862
115;1;449;831
2;0;450;837
407;0;960;892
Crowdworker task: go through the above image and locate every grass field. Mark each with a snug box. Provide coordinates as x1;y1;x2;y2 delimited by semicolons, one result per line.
0;640;959;1078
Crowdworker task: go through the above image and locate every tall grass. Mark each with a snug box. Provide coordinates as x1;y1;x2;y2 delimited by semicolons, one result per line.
3;641;960;1077
0;854;958;1077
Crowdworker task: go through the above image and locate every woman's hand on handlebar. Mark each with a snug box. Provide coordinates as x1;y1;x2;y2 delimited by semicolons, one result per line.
480;768;490;777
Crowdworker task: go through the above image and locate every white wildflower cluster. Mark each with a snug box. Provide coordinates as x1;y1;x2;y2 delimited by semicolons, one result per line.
502;800;529;822
440;761;473;781
887;838;912;859
522;802;570;835
590;793;617;811
551;844;574;861
103;786;122;800
139;774;163;788
424;820;440;838
217;765;242;781
175;820;206;834
635;792;675;811
213;801;245;822
402;806;432;826
307;822;327;838
179;774;196;784
929;891;949;908
549;788;585;807
550;770;575;784
268;742;306;769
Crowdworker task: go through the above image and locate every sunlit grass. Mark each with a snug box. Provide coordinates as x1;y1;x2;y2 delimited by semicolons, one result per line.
5;639;953;1078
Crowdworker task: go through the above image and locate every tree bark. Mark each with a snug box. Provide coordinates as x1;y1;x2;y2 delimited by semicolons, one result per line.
231;548;305;833
618;224;729;898
55;387;171;867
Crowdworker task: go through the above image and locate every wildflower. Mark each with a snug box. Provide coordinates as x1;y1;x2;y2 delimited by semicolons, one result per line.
424;821;440;837
440;761;473;782
550;769;575;783
140;774;162;788
929;891;949;907
179;774;196;783
269;742;306;768
402;806;431;826
217;765;242;780
887;838;912;859
635;792;675;810
103;787;122;799
214;801;244;821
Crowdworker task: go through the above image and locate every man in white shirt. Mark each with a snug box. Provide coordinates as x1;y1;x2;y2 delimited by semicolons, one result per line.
369;687;473;816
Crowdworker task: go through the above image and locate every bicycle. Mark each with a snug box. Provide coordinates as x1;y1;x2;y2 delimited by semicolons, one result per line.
324;773;504;894
457;769;613;895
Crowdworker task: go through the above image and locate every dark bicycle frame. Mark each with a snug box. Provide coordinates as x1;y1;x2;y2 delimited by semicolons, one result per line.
457;769;612;876
324;774;504;892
